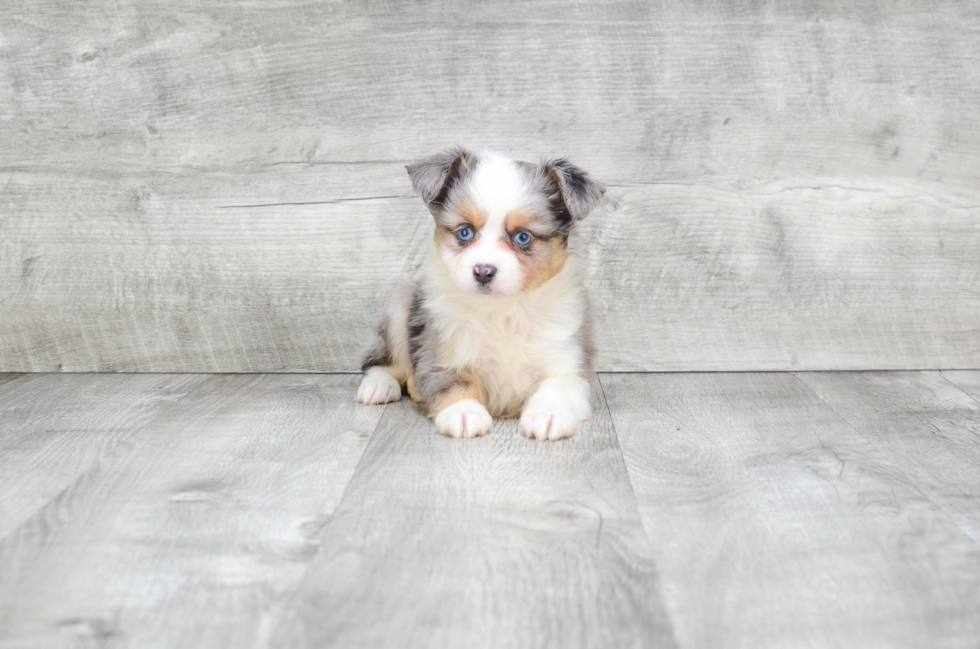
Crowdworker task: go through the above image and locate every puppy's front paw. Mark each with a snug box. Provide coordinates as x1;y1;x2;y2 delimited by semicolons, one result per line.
357;368;402;405
520;409;580;441
434;399;493;438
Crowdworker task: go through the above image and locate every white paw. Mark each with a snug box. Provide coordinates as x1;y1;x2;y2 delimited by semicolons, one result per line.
520;409;581;441
357;368;402;405
520;378;591;441
434;399;493;438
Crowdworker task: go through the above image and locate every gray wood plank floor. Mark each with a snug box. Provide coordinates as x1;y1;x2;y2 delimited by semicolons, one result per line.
600;372;980;649
1;371;978;648
273;379;674;649
0;374;208;539
0;375;381;648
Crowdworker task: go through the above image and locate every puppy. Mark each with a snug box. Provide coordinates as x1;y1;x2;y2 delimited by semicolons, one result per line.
356;147;604;440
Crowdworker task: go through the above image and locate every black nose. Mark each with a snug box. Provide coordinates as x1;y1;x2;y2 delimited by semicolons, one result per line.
473;265;497;285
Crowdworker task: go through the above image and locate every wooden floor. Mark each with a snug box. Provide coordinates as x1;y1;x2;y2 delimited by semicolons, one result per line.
0;372;978;648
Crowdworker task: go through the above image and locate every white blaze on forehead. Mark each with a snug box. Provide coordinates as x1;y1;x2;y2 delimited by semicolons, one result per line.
466;152;529;225
439;151;532;297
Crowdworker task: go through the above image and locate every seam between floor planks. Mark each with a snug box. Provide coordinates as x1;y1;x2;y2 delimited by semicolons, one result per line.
0;374;387;648
939;371;980;409
0;373;218;548
793;370;980;547
790;371;980;551
263;399;393;637
0;373;212;543
599;370;980;649
271;375;677;648
3;371;980;647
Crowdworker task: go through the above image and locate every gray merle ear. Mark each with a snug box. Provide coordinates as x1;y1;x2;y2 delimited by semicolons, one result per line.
542;158;606;221
406;147;477;208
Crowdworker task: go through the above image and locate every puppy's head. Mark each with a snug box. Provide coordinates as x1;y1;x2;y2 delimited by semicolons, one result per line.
407;147;605;297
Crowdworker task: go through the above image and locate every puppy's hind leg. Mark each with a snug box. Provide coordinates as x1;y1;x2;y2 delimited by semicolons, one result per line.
357;319;404;405
357;367;402;405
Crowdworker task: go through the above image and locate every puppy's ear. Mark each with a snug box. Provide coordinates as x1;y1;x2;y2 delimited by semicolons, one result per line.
542;158;606;221
406;147;477;207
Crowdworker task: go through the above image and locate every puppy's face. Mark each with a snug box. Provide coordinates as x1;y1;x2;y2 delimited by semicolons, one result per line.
407;149;605;297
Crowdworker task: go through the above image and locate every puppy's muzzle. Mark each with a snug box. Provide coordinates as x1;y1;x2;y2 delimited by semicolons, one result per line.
473;265;497;286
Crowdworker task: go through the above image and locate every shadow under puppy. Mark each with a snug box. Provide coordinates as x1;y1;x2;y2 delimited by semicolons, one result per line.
357;147;604;440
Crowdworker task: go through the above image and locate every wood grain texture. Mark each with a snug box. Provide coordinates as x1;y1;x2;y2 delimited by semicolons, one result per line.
1;0;979;371
0;373;207;539
0;374;384;649
599;372;980;649
584;181;979;370
3;1;979;178
1;175;977;372
272;385;676;648
796;371;980;542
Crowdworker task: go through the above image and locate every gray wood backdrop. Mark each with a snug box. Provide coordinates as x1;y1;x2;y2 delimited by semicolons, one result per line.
1;0;978;372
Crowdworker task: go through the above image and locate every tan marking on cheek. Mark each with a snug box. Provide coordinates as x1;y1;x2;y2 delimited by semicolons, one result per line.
428;368;485;416
459;204;488;229
521;238;568;292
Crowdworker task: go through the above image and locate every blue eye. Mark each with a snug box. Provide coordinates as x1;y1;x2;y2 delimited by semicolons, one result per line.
457;226;474;242
514;231;532;246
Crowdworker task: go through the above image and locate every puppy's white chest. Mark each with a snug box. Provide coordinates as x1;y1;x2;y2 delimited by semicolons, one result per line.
441;308;549;414
449;310;537;369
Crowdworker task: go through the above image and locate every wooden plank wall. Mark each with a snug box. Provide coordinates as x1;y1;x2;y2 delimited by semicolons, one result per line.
1;0;978;372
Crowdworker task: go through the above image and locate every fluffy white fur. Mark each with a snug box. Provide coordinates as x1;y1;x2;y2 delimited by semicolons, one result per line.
519;376;592;440
422;249;588;420
356;366;402;405
437;154;530;297
434;399;493;438
357;149;602;441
